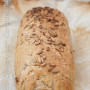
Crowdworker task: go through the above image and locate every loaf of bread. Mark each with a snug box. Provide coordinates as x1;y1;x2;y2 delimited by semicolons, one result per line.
15;7;74;90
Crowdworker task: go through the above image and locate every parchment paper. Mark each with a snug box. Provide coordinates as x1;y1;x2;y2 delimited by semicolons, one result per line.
0;0;90;90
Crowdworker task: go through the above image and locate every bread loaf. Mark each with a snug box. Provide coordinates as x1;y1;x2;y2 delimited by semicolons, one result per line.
15;7;74;90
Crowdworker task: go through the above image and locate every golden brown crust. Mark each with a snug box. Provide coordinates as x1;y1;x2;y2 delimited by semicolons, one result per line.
15;7;74;90
0;0;4;5
0;0;4;26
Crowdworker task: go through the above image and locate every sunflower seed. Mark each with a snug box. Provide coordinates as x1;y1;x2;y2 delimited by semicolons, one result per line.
48;67;53;72
52;69;59;74
46;41;52;45
24;25;28;29
42;55;46;60
46;47;50;51
21;33;23;36
53;33;58;37
25;35;30;40
49;63;56;67
47;38;54;42
32;33;36;36
41;58;45;63
22;64;27;70
41;47;44;50
35;40;41;45
41;62;47;67
45;33;51;38
32;29;36;32
39;25;43;29
60;47;64;52
48;30;53;35
30;33;36;38
38;58;42;63
54;24;59;27
20;41;23;45
55;46;64;52
33;59;37;63
36;49;43;55
40;30;45;33
35;37;40;42
30;21;34;26
50;27;55;30
61;22;65;26
47;18;52;22
15;77;19;82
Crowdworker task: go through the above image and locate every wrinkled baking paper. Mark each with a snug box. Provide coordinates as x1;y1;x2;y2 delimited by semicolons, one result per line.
0;0;90;90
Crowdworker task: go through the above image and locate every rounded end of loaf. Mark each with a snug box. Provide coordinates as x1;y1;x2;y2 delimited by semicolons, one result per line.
15;7;74;90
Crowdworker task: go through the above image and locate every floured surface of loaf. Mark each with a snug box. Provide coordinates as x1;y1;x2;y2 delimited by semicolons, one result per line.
15;7;74;90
